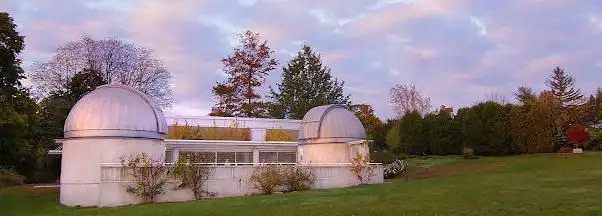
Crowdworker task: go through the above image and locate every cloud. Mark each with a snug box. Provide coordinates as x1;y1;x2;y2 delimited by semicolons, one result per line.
4;0;602;119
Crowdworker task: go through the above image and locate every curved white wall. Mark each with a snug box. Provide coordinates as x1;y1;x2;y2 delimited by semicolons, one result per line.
60;138;165;207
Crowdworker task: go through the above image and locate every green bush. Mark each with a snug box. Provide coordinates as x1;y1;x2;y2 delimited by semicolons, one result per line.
584;128;602;151
250;165;282;194
281;165;315;192
120;153;169;203
0;169;26;188
370;151;398;164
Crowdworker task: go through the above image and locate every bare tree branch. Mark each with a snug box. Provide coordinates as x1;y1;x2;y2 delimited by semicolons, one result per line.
29;35;173;108
388;84;432;117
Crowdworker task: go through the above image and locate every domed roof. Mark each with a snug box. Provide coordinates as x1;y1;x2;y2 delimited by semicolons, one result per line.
64;84;168;139
298;104;365;144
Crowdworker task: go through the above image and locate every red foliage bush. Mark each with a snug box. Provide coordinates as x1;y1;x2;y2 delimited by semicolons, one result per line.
566;124;589;147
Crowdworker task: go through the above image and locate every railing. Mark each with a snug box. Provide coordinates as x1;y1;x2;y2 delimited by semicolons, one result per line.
100;162;382;167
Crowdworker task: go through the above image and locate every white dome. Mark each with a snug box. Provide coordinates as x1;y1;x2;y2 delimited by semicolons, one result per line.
63;84;168;139
298;104;365;144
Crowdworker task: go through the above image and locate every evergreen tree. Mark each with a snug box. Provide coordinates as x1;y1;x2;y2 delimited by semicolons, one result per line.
211;30;278;118
545;67;583;106
395;111;426;155
0;12;43;177
269;45;350;119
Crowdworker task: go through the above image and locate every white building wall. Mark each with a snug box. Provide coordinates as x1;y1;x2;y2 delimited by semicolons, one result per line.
60;138;165;207
97;165;384;207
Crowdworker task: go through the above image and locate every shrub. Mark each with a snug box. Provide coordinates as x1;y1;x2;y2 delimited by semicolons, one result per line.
462;147;478;159
0;169;26;188
173;154;215;200
383;159;407;179
166;120;251;141
584;128;602;151
120;153;169;203
349;152;375;185
166;121;203;139
266;129;297;141
281;165;315;192
250;165;282;194
370;151;398;164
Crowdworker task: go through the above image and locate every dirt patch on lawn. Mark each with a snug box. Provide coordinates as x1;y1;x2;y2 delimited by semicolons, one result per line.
405;161;505;180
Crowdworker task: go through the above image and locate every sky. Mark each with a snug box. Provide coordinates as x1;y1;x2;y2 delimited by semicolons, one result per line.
2;0;602;119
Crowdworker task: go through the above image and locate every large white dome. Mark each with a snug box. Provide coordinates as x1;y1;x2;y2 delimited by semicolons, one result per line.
63;84;168;139
298;104;365;144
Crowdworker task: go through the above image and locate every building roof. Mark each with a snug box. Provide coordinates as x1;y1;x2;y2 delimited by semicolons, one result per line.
63;84;168;139
298;104;365;143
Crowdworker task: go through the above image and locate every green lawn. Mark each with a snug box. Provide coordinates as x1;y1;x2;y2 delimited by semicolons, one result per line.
3;154;602;216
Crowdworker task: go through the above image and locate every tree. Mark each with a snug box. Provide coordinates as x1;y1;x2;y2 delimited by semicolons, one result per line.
29;35;172;107
514;86;537;105
393;111;426;155
349;104;383;137
545;67;583;106
423;112;461;155
209;82;236;117
586;88;602;125
212;30;278;118
510;92;560;153
0;12;43;178
545;67;587;133
269;45;350;119
39;69;107;149
389;84;432;117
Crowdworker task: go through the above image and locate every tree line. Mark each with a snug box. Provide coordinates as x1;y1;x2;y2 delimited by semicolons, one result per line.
384;67;602;157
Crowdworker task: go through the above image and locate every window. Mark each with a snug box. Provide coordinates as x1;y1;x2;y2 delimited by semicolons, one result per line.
259;152;278;163
217;152;235;164
277;152;296;163
235;152;253;163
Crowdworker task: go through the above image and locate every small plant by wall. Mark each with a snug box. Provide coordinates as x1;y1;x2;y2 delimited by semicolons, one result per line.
266;129;298;141
250;165;282;194
120;153;169;203
172;154;215;200
349;152;375;185
281;165;315;192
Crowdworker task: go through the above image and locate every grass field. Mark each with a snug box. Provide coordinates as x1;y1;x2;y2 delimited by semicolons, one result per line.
2;154;602;216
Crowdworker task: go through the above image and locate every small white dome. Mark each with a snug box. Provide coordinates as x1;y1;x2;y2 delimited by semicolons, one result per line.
298;104;365;144
64;84;168;139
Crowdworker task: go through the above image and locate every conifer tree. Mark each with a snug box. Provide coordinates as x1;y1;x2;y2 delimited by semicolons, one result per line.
269;45;350;119
545;67;583;106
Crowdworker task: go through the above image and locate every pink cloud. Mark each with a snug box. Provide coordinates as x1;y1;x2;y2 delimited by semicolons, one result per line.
346;0;464;36
321;51;352;66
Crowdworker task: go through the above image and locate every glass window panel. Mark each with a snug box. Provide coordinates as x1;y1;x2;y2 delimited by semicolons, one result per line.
277;152;296;163
259;152;277;163
235;152;253;163
217;152;236;164
181;152;216;163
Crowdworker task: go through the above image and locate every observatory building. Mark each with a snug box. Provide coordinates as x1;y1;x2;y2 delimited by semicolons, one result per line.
298;104;369;164
60;84;167;207
57;84;382;207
